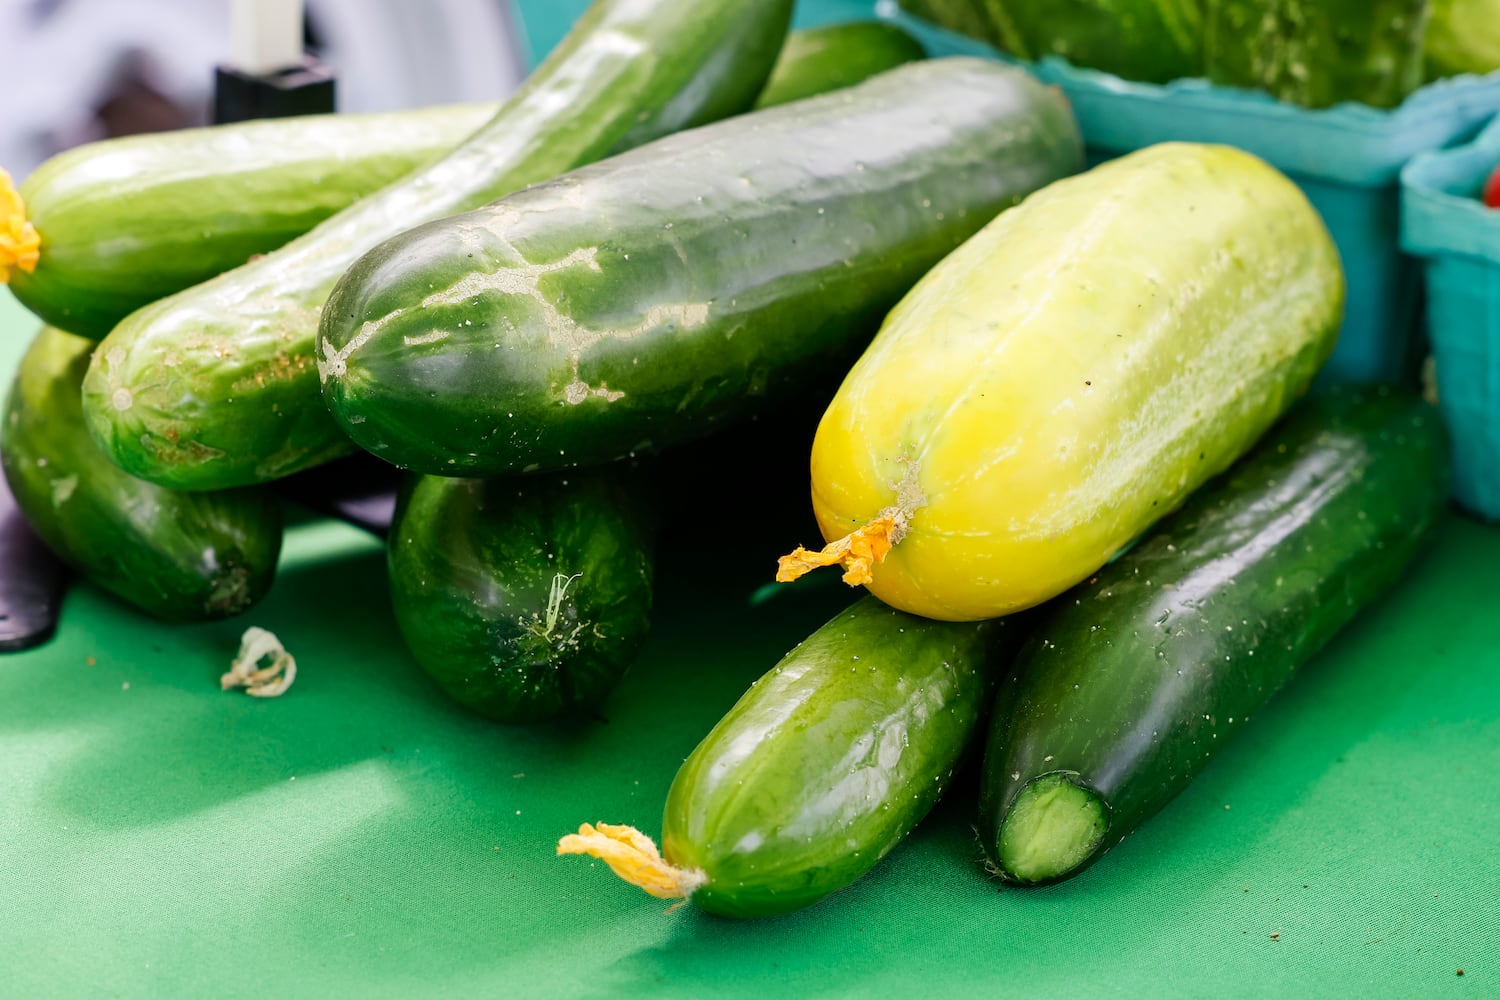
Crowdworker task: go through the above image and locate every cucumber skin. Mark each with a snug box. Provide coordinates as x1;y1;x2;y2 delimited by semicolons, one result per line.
9;104;495;341
754;21;926;109
81;0;794;491
1;326;282;621
663;596;1024;919
317;58;1083;477
978;387;1450;885
807;142;1343;623
387;469;654;724
899;0;1204;84
1205;0;1431;109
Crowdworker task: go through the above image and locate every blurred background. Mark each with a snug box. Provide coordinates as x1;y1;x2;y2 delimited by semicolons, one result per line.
0;0;529;181
0;0;875;182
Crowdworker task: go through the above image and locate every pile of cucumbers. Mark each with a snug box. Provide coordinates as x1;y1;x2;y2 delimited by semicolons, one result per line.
0;0;1452;921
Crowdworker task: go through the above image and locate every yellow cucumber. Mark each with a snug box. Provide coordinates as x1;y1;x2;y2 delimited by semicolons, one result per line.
780;143;1344;622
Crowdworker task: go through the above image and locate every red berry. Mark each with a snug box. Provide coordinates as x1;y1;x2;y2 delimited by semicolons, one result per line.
1482;164;1500;208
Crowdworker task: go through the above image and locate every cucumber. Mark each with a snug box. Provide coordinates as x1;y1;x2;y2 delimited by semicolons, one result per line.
1204;0;1431;109
753;21;926;109
81;0;794;491
1;326;282;621
897;0;1204;84
317;58;1084;477
388;468;655;724
2;103;495;340
779;142;1343;622
978;386;1450;885
557;595;1027;918
1424;0;1500;79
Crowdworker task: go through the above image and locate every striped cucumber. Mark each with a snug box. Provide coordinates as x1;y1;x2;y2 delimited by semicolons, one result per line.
754;21;926;108
81;0;793;490
1;325;281;621
388;469;655;724
1204;0;1431;108
558;595;1027;918
317;58;1083;477
897;0;1204;84
0;104;494;340
778;143;1343;622
978;386;1449;884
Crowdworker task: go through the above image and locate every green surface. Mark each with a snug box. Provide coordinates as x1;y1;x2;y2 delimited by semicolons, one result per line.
1;284;1497;995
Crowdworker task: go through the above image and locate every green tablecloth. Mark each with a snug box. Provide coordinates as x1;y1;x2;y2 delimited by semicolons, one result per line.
2;279;1497;998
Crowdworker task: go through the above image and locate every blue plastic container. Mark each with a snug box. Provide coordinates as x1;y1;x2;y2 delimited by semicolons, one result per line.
1402;118;1500;522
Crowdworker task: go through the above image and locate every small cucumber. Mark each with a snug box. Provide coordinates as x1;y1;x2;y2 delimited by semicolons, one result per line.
558;595;1026;918
1425;0;1500;79
388;469;654;724
1;326;282;621
1204;0;1431;109
317;57;1083;477
979;386;1449;885
754;21;926;109
1;103;494;340
898;0;1204;84
780;142;1343;622
82;0;794;490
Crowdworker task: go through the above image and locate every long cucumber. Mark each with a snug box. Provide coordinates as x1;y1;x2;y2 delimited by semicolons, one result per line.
317;57;1083;477
81;0;793;490
1;326;282;621
0;104;494;339
778;142;1343;622
558;595;1028;918
979;387;1449;885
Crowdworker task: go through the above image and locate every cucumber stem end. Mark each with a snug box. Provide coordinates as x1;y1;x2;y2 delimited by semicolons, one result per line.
0;168;40;283
994;772;1107;885
775;508;907;587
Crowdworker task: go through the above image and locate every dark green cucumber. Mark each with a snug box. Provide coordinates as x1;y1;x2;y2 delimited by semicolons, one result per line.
1205;0;1431;109
978;386;1449;886
1;326;282;621
318;57;1083;477
898;0;1204;84
388;469;654;723
753;21;926;109
5;103;496;340
82;0;793;491
560;595;1025;918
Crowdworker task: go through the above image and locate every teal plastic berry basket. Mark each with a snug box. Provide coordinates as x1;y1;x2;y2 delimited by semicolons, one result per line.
1402;117;1500;522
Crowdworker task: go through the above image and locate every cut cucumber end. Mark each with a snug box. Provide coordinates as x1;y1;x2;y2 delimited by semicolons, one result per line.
995;772;1108;885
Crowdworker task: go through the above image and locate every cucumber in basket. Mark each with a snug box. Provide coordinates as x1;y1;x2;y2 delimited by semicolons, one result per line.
0;103;495;340
777;142;1343;622
1204;0;1431;109
1424;0;1500;79
896;0;1203;84
317;57;1083;477
979;386;1449;885
388;469;655;724
81;0;794;491
1;325;282;621
558;595;1029;918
